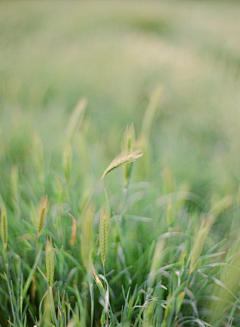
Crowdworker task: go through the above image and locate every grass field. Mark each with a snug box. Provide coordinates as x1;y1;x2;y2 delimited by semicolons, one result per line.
1;2;240;326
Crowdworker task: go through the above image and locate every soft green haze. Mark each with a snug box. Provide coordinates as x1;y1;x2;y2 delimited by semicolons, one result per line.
1;2;240;326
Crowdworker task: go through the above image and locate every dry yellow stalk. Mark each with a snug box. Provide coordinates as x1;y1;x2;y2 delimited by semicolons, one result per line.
1;204;8;249
101;148;143;180
37;196;49;238
92;263;105;293
99;207;110;267
46;238;55;287
68;213;77;246
58;306;62;317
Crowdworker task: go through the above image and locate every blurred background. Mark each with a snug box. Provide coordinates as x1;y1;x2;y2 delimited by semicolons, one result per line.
1;1;240;203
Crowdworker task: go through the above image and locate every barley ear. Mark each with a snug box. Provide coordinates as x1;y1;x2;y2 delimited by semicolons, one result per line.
1;205;8;249
37;196;49;238
99;206;110;267
101;148;143;180
46;238;55;287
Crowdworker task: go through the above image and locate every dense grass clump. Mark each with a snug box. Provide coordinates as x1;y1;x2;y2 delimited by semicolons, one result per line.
1;98;240;327
1;2;240;326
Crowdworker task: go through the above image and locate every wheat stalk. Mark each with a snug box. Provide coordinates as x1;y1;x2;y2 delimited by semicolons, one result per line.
46;238;55;287
37;196;49;238
99;207;110;267
101;148;143;180
1;204;8;249
81;205;94;271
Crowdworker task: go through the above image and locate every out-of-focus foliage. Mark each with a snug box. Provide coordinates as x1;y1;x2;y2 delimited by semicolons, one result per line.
1;2;240;326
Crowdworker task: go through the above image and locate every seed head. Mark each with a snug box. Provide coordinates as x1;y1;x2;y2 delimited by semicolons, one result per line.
99;207;110;267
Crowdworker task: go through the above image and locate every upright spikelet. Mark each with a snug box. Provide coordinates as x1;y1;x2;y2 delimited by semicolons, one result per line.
101;149;143;180
46;238;55;287
99;206;110;267
37;196;49;238
140;85;163;141
122;124;136;185
1;205;8;249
